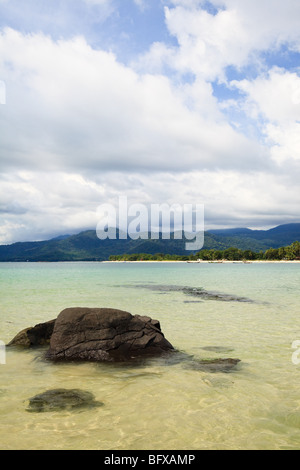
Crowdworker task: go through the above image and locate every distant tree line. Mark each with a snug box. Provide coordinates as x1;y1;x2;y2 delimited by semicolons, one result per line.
109;241;300;262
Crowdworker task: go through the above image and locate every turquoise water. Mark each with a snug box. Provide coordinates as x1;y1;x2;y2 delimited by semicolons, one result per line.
0;261;300;450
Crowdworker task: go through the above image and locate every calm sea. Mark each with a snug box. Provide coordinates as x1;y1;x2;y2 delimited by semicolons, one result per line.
0;261;300;450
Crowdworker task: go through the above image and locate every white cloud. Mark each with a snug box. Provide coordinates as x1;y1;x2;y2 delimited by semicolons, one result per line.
163;5;249;80
0;27;265;175
169;0;300;45
231;68;300;124
1;167;299;243
0;171;107;242
230;68;300;165
266;122;300;165
139;0;300;82
218;0;300;45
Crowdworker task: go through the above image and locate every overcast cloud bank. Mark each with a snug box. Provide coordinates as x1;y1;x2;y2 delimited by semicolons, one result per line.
0;0;299;243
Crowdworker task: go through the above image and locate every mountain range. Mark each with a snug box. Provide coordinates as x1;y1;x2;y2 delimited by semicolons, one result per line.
0;223;299;261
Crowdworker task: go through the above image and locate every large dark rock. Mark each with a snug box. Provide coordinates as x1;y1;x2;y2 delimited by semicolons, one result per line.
7;319;56;347
45;307;174;362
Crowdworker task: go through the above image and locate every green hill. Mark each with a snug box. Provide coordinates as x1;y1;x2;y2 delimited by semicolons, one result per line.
0;223;299;261
0;230;212;261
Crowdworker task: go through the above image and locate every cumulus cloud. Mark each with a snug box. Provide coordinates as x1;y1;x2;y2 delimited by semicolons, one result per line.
231;68;300;123
140;0;300;81
230;68;300;165
0;27;266;176
0;170;106;242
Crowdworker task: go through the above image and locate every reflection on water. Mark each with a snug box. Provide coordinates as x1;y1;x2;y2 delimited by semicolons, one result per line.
0;262;300;449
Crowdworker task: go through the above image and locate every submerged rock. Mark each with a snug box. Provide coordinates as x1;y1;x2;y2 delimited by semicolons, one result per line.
201;346;235;353
182;287;253;303
45;307;174;362
7;319;56;347
153;350;241;374
185;358;241;373
132;284;254;303
27;388;103;412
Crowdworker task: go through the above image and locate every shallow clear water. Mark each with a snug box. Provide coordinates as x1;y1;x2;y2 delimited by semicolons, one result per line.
0;261;300;450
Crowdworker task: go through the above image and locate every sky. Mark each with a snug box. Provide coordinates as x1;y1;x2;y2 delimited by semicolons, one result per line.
0;0;300;243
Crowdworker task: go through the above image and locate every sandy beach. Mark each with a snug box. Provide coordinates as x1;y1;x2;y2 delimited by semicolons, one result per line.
104;259;300;263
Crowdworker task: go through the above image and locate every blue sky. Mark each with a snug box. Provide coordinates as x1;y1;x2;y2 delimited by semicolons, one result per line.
0;0;173;59
0;0;300;242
